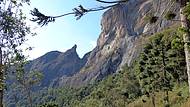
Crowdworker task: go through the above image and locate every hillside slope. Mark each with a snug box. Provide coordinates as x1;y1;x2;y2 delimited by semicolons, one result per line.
24;0;181;88
57;0;181;87
33;27;188;107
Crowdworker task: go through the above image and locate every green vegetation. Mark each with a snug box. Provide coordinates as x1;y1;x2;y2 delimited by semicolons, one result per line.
165;11;176;20
1;0;190;106
137;29;187;107
128;83;189;107
34;66;140;107
183;2;190;21
6;54;43;107
0;0;33;106
26;27;189;107
30;0;190;97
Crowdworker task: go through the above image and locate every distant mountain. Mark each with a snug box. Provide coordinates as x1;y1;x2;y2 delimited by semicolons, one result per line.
26;45;90;87
5;0;187;106
56;0;180;87
25;0;180;88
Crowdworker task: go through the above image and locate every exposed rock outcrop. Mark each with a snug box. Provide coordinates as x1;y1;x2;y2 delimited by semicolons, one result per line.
27;45;89;87
25;0;181;88
57;0;180;87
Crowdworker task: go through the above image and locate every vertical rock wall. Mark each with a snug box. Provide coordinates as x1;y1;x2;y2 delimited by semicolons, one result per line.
58;0;180;87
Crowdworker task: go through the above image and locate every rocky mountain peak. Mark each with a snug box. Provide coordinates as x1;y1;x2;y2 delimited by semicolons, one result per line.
26;0;181;88
63;44;77;55
73;44;77;49
69;44;77;53
57;0;181;87
27;45;89;87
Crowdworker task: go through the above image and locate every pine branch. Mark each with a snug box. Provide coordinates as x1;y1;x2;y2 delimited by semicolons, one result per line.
30;4;119;26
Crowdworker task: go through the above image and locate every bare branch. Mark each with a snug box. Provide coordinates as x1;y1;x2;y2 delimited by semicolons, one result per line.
31;4;119;26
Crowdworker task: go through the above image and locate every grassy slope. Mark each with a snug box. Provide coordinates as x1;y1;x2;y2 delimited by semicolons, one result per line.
128;83;189;107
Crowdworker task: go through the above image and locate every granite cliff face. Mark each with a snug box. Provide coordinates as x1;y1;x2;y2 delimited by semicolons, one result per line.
26;0;180;87
56;0;180;87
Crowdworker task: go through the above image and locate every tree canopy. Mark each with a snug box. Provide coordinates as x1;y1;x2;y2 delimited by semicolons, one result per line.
0;0;33;106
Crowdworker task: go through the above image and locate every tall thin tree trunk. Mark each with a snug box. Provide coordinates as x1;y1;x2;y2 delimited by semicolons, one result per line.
161;44;170;106
25;84;32;107
0;48;3;107
0;90;2;107
152;93;156;107
180;0;190;94
28;88;33;107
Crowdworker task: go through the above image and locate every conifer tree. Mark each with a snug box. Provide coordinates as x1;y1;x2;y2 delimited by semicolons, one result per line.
138;34;172;107
13;53;43;107
137;31;186;106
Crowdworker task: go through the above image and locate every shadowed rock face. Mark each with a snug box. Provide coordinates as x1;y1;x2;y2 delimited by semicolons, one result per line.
57;0;180;87
26;45;90;87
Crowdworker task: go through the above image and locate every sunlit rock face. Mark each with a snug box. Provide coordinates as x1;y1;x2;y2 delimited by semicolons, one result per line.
56;0;180;87
26;0;180;88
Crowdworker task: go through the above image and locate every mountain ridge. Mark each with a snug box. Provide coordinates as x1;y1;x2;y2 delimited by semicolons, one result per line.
27;44;90;87
56;0;180;87
26;0;181;88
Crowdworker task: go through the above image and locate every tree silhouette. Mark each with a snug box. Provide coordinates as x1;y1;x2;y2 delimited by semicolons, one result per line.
13;53;43;107
0;0;33;106
30;0;127;26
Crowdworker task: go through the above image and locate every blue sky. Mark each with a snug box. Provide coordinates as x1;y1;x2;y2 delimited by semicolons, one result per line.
24;0;106;59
